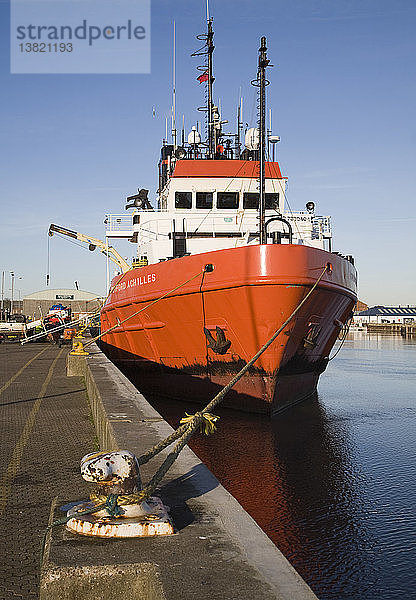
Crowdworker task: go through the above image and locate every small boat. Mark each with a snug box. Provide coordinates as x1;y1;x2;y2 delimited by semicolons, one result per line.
100;19;357;415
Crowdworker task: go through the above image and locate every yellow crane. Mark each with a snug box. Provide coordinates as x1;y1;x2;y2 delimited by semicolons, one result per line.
48;224;131;274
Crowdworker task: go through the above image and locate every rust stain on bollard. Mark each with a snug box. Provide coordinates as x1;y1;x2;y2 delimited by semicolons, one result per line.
66;451;174;538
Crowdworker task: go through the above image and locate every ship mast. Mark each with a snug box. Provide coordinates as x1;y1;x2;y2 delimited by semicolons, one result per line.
192;10;215;159
207;18;215;159
257;36;270;244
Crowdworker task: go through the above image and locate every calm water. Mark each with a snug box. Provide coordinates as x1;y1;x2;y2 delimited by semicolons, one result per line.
145;333;416;600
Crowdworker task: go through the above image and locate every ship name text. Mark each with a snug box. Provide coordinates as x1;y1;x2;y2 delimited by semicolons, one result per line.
115;273;156;293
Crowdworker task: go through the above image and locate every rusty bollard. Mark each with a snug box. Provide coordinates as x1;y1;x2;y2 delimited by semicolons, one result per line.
66;450;174;538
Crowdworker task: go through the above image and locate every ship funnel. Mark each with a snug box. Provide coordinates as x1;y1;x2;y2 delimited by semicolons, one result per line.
188;126;201;145
245;127;260;150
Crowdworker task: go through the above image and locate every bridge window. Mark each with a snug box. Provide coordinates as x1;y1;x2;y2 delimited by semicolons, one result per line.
266;193;279;210
243;192;280;210
175;191;192;209
217;192;239;209
243;192;259;209
196;192;213;209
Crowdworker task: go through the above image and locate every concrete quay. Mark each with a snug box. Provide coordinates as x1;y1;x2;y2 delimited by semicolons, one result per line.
0;340;319;599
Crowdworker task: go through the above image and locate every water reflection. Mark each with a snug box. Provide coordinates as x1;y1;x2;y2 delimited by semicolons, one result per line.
148;392;369;599
132;333;416;600
268;399;375;598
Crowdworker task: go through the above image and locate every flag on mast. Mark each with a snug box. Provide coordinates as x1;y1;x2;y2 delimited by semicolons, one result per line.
197;70;209;83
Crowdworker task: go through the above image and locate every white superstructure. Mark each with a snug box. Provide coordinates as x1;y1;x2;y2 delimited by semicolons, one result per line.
105;166;331;266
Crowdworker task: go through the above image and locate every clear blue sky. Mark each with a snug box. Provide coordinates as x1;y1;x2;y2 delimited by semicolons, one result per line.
1;0;415;306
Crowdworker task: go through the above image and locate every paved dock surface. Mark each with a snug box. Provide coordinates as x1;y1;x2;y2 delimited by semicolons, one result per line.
0;343;95;599
0;342;318;600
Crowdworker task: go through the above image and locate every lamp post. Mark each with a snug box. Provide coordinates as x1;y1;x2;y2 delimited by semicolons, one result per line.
10;271;14;316
16;277;23;314
9;272;23;316
1;271;4;321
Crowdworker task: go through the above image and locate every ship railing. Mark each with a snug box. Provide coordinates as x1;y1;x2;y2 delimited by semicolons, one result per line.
137;213;313;242
104;210;165;238
136;214;251;241
311;215;332;239
105;214;134;233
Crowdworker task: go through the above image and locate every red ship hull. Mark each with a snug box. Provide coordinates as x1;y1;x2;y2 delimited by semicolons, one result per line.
100;244;357;415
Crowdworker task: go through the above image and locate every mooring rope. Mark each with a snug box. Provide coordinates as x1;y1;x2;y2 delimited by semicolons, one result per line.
26;266;206;348
128;263;331;502
40;263;330;560
40;494;121;567
328;314;353;361
20;311;99;345
24;265;131;346
83;267;210;350
93;263;331;505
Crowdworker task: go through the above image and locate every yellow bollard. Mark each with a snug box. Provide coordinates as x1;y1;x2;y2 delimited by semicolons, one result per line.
70;341;89;356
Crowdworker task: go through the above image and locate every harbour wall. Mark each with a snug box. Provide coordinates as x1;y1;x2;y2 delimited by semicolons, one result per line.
40;342;318;600
365;323;416;336
352;322;416;336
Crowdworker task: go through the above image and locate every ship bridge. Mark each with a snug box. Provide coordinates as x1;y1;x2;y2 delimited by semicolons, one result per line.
104;21;332;267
